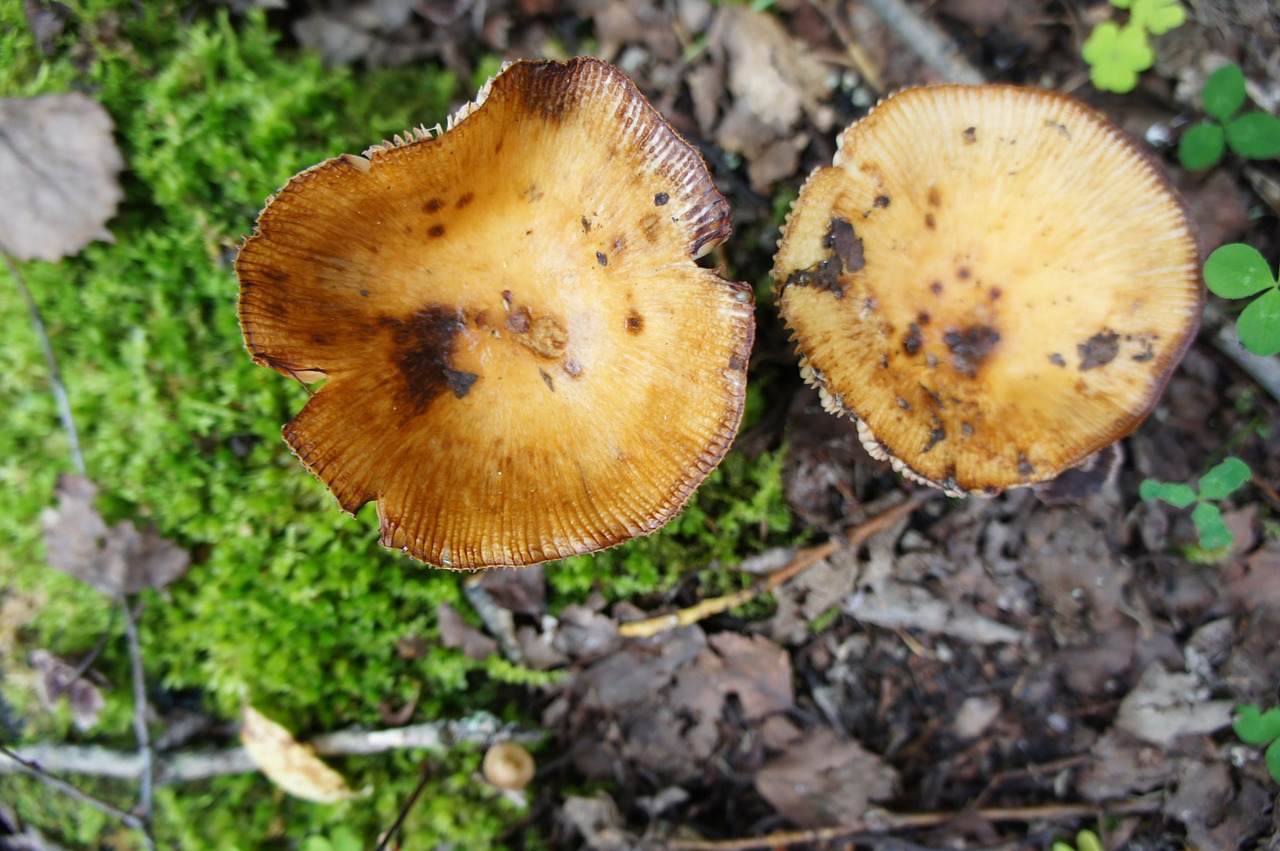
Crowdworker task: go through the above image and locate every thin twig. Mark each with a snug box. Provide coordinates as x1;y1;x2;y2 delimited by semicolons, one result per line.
67;605;119;686
0;744;147;835
1;249;86;476
619;489;935;638
373;758;434;851
666;795;1163;850
0;714;539;783
122;599;154;843
855;0;985;84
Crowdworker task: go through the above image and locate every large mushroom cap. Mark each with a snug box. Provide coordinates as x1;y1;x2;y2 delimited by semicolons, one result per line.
237;57;754;569
773;84;1201;496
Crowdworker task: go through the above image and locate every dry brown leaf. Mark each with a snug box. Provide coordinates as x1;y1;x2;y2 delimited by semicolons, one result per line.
754;727;897;828
240;705;368;803
30;648;104;732
41;475;190;597
436;601;498;661
0;93;123;261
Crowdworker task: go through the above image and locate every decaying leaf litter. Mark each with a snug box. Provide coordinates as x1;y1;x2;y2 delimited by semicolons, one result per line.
2;0;1280;847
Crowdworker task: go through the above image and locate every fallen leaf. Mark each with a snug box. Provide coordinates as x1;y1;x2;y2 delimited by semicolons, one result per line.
41;475;190;597
0;93;123;261
560;793;644;851
1115;663;1234;747
29;649;104;732
754;727;897;828
436;602;498;660
240;705;367;803
474;564;546;616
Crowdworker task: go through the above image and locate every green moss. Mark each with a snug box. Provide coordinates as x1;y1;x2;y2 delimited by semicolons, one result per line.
1;3;798;844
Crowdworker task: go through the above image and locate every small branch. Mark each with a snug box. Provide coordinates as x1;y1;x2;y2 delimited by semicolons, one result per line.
856;0;985;84
0;744;148;836
1;249;86;476
620;489;936;638
122;599;154;843
666;795;1163;850
374;758;434;851
0;714;538;784
1204;304;1280;404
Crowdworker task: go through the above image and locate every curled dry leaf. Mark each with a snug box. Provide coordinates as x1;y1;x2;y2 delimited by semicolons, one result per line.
29;648;104;732
41;475;190;597
0;93;123;261
240;705;368;803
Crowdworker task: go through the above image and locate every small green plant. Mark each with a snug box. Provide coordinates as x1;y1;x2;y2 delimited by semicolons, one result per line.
1179;64;1280;170
1234;704;1280;784
1204;243;1280;357
1052;828;1103;851
1139;457;1252;550
1082;0;1186;93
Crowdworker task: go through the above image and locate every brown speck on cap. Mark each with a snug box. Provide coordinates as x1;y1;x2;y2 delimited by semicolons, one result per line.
772;84;1201;496
236;57;753;569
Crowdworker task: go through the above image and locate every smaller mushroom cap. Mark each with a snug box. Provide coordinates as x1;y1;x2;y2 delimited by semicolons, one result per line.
482;741;536;791
773;84;1201;495
237;58;753;569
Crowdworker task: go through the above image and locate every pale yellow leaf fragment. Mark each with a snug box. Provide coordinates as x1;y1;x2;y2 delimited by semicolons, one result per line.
240;705;368;803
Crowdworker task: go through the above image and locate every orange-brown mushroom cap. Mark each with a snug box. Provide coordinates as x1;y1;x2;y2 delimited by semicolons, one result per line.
237;58;754;569
773;85;1201;496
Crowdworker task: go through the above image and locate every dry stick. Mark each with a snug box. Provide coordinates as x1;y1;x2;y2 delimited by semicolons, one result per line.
0;744;147;835
666;795;1163;851
2;249;86;477
619;489;936;639
123;599;154;839
0;715;538;783
4;247;156;849
855;0;985;85
373;758;435;851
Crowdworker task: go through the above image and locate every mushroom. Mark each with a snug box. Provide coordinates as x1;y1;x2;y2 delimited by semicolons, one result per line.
773;84;1201;496
237;58;754;569
481;741;536;791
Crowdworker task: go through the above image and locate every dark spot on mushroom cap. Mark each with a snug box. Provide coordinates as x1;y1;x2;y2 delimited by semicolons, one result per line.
957;266;971;280
445;368;479;398
563;358;582;377
927;187;941;207
943;325;1000;378
1049;352;1066;367
922;418;946;453
423;198;444;214
896;396;910;410
625;311;644;334
538;368;554;392
312;333;330;345
383;307;469;417
824;217;865;274
654;192;669;206
903;322;923;356
989;287;1001;300
1078;330;1119;371
1017;454;1035;477
581;216;591;233
930;281;943;295
640;213;661;243
596;251;608;266
728;352;747;372
874;195;890;208
505;307;531;333
963;126;977;144
917;311;931;326
429;224;446;238
925;213;936;230
456;192;473;209
360;289;370;297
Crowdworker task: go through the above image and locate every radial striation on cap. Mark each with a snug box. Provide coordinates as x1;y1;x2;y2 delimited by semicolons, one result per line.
774;84;1201;496
237;57;754;569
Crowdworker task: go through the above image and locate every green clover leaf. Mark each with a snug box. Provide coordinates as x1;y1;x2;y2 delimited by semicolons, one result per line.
1238;288;1280;357
1130;0;1187;35
1179;123;1225;170
1225;111;1280;160
1204;243;1276;299
1202;64;1247;122
1198;457;1251;501
1191;501;1232;550
1235;705;1280;746
1139;479;1196;508
1082;22;1155;93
